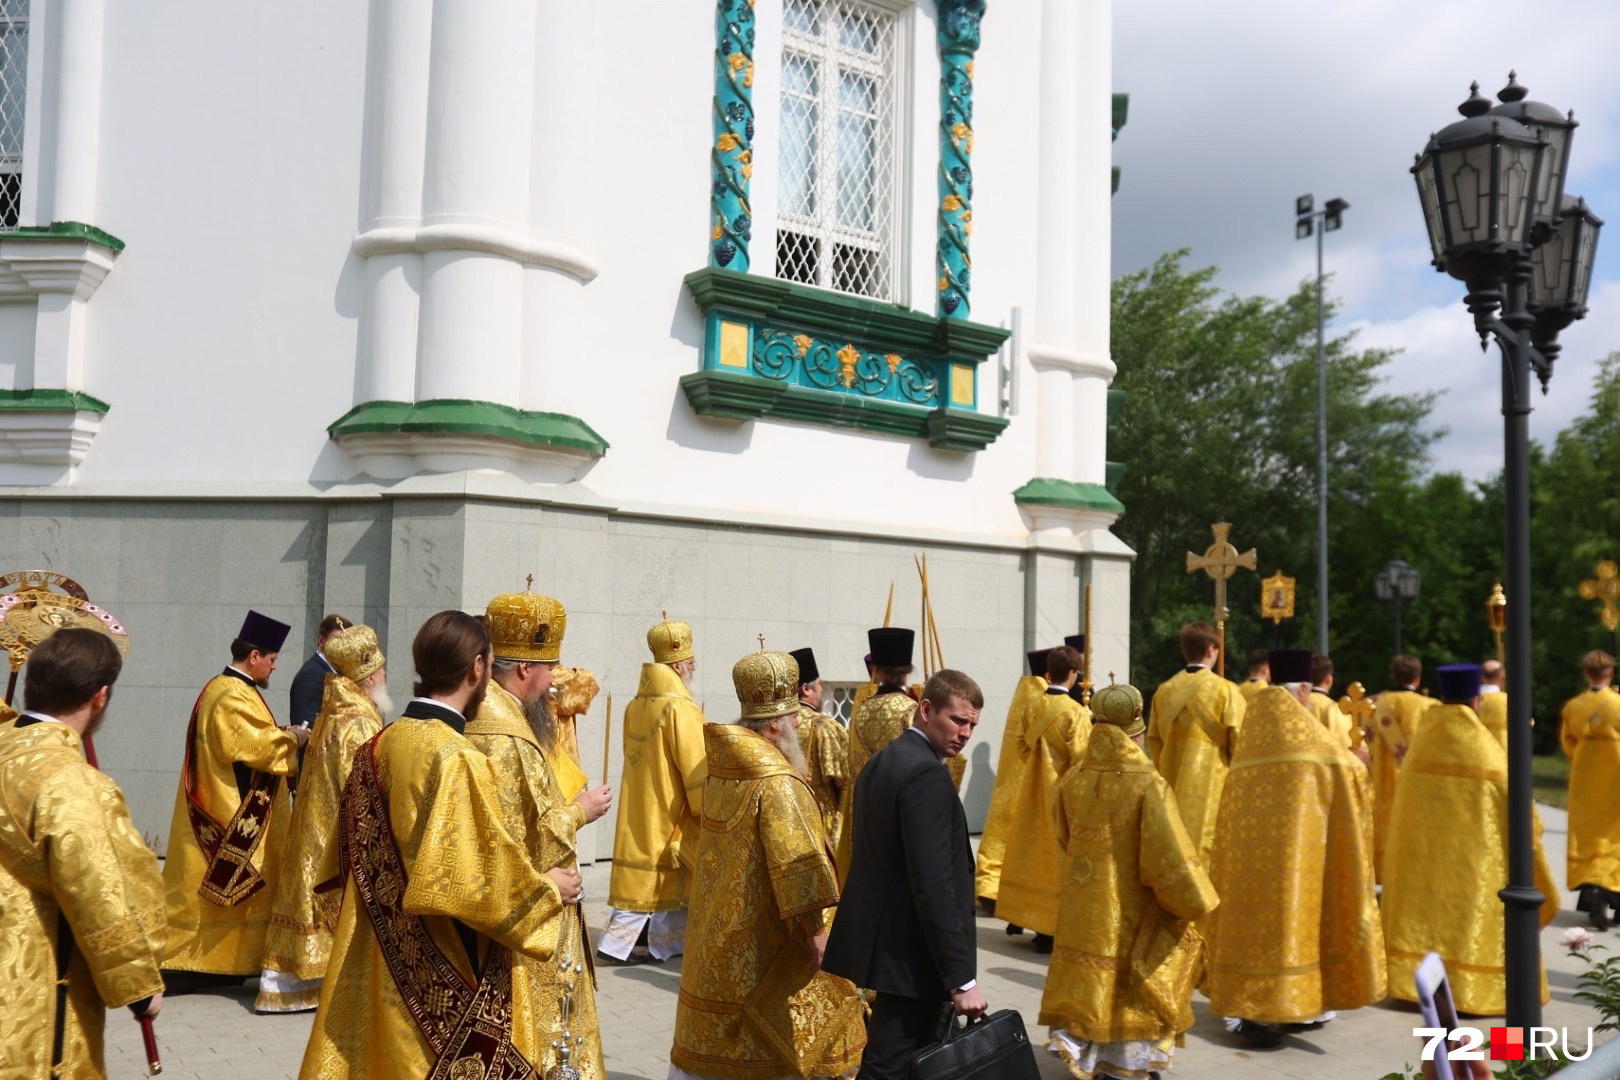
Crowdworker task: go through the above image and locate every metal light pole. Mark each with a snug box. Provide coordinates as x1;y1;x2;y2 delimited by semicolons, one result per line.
1295;195;1349;656
1412;73;1602;1037
1374;557;1421;655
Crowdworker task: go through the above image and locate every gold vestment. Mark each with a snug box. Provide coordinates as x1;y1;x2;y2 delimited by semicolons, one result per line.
974;675;1046;904
608;664;708;912
1038;724;1218;1046
297;715;566;1079
465;681;604;1080
996;691;1091;937
0;722;166;1080
1370;689;1436;882
1383;703;1559;1014
1564;688;1620;890
1238;679;1269;703
1207;688;1385;1024
1308;690;1353;749
1477;691;1508;749
797;704;849;853
162;672;299;974
1147;669;1243;866
834;688;916;882
259;674;383;1010
669;724;866;1079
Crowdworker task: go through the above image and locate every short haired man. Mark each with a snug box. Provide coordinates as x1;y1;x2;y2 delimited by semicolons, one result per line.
834;627;918;882
790;646;850;855
1477;658;1508;748
1562;650;1620;928
288;613;351;729
1147;621;1245;867
1239;648;1270;702
1306;654;1351;749
825;670;987;1080
1369;655;1436;882
0;628;165;1079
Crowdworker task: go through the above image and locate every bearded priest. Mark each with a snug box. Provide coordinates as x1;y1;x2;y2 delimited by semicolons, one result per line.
669;650;866;1080
1148;621;1245;868
255;623;390;1013
834;628;918;882
466;587;614;1079
973;648;1050;917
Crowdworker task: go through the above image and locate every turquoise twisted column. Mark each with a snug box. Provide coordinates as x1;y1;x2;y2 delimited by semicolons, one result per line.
710;0;755;271
936;0;984;319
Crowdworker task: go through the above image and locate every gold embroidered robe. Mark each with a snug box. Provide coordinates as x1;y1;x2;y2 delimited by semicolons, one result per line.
1147;669;1243;866
465;681;604;1080
1476;690;1508;749
1308;689;1352;749
162;672;299;974
1038;724;1218;1045
1563;687;1620;890
1370;689;1436;882
259;674;383;1009
974;675;1046;904
608;664;708;912
0;722;166;1080
1237;678;1269;703
297;715;566;1079
834;688;916;882
669;724;866;1079
1383;703;1559;1014
797;704;849;853
996;691;1091;937
1207;688;1385;1024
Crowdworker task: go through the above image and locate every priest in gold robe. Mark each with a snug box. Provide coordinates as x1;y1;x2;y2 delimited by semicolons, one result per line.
1148;621;1244;867
1207;650;1385;1047
1383;664;1559;1014
1040;681;1218;1080
1307;654;1354;749
467;587;615;1079
1238;648;1270;703
973;648;1050;915
162;610;309;988
0;628;166;1080
1370;655;1437;882
551;663;602;773
299;610;579;1080
1478;659;1508;749
255;624;389;1013
834;628;918;882
789;647;848;853
997;644;1091;953
669;650;866;1080
1561;650;1620;928
603;615;708;964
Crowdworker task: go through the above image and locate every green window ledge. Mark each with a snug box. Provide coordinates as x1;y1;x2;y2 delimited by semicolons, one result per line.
1014;477;1125;514
328;399;608;457
0;388;109;413
6;221;125;252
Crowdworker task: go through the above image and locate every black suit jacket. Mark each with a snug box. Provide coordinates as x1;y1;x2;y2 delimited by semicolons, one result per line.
288;652;332;729
824;728;975;1001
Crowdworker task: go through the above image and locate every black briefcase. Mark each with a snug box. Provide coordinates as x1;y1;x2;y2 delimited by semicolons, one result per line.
905;1009;1042;1080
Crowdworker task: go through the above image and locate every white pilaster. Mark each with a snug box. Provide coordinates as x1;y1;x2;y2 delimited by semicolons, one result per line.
1069;0;1115;487
44;0;104;224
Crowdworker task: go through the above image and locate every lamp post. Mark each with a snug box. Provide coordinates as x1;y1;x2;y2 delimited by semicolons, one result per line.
1412;72;1602;1035
1373;557;1422;655
1295;194;1349;656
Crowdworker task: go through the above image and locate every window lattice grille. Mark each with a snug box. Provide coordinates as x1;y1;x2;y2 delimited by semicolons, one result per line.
776;0;898;301
0;1;25;229
823;681;865;728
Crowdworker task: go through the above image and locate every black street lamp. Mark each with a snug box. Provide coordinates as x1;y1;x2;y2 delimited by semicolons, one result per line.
1412;73;1603;1035
1373;557;1422;655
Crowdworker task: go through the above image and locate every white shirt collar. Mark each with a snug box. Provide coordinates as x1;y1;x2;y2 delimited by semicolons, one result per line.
19;710;62;724
1480;684;1502;694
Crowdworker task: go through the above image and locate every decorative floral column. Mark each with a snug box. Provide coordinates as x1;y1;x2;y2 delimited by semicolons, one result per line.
936;0;984;319
710;0;755;270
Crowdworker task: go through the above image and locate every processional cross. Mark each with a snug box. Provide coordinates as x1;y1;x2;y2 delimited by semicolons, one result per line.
1579;560;1620;636
1338;681;1374;751
1186;522;1257;677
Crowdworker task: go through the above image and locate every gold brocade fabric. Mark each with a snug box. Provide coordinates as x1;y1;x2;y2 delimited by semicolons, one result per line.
997;692;1092;936
797;705;849;855
466;681;603;1080
261;675;383;989
1383;704;1558;1014
975;675;1047;903
0;722;166;1080
669;724;866;1079
1477;692;1508;749
162;673;299;974
608;664;708;912
1237;679;1269;703
1370;690;1437;882
1309;691;1353;749
1147;670;1243;866
1206;688;1386;1024
1562;688;1620;890
834;689;917;882
1038;725;1217;1044
297;716;565;1080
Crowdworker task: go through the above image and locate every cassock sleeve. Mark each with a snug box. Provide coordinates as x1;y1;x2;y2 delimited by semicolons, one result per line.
1147;687;1166;764
670;701;709;821
896;759;975;992
1560;700;1580;759
759;775;839;922
212;688;300;777
41;768;167;1009
524;744;587;867
813;720;848;788
1216;686;1244;766
1139;779;1219;923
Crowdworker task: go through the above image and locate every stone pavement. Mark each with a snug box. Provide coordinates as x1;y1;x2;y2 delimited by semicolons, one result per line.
111;805;1610;1080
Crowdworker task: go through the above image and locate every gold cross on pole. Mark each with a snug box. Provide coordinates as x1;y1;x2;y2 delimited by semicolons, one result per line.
1186;522;1257;677
1579;560;1620;633
1338;681;1374;750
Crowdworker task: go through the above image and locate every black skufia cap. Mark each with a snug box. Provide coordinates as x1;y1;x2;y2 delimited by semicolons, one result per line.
788;647;819;684
868;628;915;669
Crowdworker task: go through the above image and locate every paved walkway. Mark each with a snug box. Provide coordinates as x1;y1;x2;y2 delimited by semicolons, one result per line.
111;806;1609;1079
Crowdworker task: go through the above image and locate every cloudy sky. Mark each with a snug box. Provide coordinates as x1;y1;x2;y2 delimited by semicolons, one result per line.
1112;0;1620;479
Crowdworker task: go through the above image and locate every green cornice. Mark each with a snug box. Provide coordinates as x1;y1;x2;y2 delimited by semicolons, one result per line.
1014;476;1125;513
0;388;109;413
328;399;608;457
7;221;125;252
681;371;1007;452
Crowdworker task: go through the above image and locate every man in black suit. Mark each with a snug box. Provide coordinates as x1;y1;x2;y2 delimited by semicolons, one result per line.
287;613;350;729
825;668;988;1080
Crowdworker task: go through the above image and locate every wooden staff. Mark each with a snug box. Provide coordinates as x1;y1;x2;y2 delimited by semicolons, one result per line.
1081;583;1095;705
600;693;613;788
139;1014;162;1074
882;583;894;627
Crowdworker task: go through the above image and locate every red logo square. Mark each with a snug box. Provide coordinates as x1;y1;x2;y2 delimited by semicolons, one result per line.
1491;1027;1525;1061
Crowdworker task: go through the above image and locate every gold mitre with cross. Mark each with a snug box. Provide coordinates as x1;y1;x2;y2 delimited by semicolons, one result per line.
732;650;800;721
486;581;567;663
325;624;385;683
647;611;694;665
1091;680;1145;736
